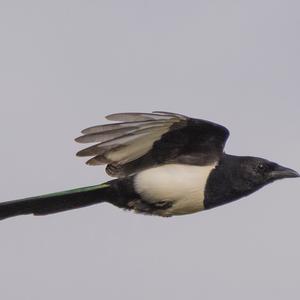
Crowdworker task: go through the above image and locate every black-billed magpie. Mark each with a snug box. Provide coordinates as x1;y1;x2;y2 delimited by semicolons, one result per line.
1;111;298;220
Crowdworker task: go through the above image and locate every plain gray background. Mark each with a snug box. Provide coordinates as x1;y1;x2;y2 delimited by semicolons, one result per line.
0;1;299;299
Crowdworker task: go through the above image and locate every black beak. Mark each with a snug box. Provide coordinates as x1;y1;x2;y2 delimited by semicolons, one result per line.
270;165;300;180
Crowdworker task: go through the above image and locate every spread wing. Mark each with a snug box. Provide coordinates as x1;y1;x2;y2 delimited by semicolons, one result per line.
76;111;230;177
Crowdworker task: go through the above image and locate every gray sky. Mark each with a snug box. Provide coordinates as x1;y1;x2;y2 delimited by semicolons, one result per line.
0;1;299;299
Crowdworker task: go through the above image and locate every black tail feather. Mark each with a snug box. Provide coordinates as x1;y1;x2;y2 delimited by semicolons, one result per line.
0;183;111;220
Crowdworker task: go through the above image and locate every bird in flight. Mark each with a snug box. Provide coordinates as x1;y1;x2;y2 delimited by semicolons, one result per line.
1;111;298;220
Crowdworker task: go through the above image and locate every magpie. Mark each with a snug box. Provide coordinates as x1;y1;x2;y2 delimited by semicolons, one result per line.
0;111;298;220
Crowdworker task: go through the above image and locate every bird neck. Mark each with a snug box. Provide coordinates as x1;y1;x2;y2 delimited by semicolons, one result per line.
204;154;256;209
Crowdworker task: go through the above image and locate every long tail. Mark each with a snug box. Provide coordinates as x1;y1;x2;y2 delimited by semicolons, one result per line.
0;182;113;221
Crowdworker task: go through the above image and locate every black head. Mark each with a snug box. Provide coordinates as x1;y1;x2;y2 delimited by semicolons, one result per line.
204;154;299;209
236;156;299;186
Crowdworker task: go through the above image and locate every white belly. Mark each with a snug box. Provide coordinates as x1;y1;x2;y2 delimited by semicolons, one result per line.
134;164;216;216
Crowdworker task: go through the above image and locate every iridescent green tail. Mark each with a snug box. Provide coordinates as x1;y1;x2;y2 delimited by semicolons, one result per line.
0;183;111;220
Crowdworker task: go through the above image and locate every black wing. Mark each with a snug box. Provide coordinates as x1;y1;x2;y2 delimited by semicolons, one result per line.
76;111;230;177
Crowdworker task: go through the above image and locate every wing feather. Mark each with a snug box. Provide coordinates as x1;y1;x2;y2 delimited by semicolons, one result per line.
75;112;229;177
77;121;173;144
81;120;169;135
86;127;167;166
76;127;139;144
77;124;172;163
106;112;176;122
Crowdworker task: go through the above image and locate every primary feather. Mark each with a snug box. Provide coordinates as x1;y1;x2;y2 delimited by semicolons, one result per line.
77;121;173;144
79;126;172;166
81;120;170;135
105;112;177;122
76;112;184;171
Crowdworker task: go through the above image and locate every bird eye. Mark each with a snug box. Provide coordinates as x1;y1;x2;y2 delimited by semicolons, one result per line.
257;163;268;173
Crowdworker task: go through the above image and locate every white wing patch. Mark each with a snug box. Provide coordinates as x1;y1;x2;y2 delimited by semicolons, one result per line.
76;112;186;168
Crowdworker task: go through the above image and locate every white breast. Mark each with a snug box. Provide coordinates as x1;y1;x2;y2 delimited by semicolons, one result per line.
134;164;216;216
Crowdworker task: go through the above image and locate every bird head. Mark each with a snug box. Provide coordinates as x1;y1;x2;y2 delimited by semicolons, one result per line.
204;155;299;209
238;157;299;189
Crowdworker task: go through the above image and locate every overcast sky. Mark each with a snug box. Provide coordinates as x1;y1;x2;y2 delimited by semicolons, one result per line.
0;1;299;299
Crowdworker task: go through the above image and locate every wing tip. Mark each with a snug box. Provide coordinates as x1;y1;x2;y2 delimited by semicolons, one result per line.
75;136;85;143
86;156;108;166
